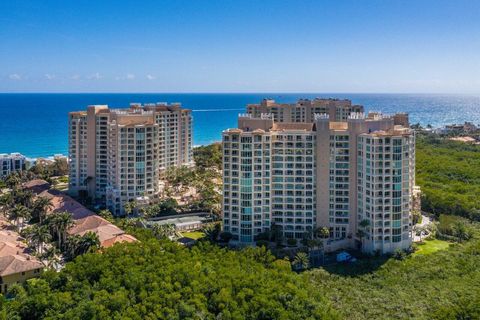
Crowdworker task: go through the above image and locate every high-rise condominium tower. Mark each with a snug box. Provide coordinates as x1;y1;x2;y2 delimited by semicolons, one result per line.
222;100;415;254
68;103;193;215
246;98;364;122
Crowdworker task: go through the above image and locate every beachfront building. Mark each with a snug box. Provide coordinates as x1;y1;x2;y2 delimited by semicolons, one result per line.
222;114;317;243
68;103;193;215
0;153;27;178
246;98;364;122
222;106;416;254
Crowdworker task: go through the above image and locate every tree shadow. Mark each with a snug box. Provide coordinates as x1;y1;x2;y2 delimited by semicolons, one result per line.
320;250;391;276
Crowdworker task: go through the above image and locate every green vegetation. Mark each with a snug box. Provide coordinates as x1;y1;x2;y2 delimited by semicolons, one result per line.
193;143;222;171
416;134;480;221
3;241;338;320
2;138;480;319
135;144;222;219
413;239;450;255
0;176;99;264
181;231;205;240
309;222;480;319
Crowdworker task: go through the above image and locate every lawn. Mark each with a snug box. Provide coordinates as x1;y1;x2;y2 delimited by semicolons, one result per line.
414;239;451;255
181;231;205;240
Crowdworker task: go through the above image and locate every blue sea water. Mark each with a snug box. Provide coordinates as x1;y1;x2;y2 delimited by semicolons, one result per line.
0;93;480;158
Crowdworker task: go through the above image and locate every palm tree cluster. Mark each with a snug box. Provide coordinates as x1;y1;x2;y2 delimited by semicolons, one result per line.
0;174;101;267
64;231;100;261
151;224;177;240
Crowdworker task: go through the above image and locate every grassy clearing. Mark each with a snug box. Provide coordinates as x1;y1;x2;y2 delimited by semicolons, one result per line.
414;239;451;256
181;231;205;240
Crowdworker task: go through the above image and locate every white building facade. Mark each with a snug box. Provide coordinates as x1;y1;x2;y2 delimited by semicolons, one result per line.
0;153;27;178
223;102;416;254
68;103;193;215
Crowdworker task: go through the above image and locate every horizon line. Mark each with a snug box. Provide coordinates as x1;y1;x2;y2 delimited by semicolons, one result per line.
1;91;480;95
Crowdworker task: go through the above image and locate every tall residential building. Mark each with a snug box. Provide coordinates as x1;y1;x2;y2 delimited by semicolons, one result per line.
246;98;364;122
223;104;415;254
0;153;27;178
68;103;193;215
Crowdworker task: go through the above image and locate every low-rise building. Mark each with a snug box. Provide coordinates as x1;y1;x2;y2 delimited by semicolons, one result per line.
0;153;27;178
24;180;137;247
0;220;43;294
141;213;212;232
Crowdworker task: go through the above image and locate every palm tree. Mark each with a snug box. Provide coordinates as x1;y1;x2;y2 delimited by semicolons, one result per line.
203;223;221;242
64;235;82;261
293;252;310;271
26;225;51;254
5;172;21;190
32;196;53;224
357;219;370;249
98;209;114;222
78;231;100;254
315;226;330;239
8;204;31;230
14;189;34;208
0;193;14;216
152;224;177;240
46;211;74;250
123;200;138;217
41;246;60;269
64;232;99;261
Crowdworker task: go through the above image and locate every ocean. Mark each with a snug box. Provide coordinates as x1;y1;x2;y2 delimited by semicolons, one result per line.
0;93;479;158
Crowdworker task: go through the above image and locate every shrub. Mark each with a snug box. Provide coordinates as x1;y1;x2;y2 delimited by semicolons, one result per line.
219;231;232;243
393;248;407;260
287;238;297;246
256;240;270;248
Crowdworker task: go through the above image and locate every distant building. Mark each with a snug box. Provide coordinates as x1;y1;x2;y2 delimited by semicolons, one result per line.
68;103;193;215
246;98;364;122
223;104;416;254
0;153;27;178
438;122;478;135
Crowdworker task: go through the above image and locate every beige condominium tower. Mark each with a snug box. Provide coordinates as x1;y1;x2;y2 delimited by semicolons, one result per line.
222;99;415;254
246;98;364;122
68;103;193;215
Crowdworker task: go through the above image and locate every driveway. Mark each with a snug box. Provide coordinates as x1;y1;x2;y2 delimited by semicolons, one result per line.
413;213;432;242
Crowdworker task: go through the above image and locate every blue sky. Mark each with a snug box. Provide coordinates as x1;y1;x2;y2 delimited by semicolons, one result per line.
1;0;479;93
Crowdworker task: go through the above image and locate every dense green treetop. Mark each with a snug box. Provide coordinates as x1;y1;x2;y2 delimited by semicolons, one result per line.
4;240;338;320
416;134;480;220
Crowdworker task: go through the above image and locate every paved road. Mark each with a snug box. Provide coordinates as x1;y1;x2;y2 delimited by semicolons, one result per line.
413;214;431;242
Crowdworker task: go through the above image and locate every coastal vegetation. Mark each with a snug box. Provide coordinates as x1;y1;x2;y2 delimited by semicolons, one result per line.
0;174;100;266
132;144;222;218
416;133;480;221
2;137;480;319
3;240;339;320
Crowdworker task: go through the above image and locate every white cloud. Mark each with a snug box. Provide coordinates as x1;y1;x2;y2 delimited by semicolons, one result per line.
87;72;102;80
146;74;156;80
70;74;81;80
44;73;56;80
115;73;136;80
8;73;21;80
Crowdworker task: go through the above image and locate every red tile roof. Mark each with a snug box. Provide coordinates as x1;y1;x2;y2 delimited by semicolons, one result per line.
24;180;137;247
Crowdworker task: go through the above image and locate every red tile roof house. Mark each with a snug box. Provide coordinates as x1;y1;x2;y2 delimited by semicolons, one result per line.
0;217;43;294
23;180;137;247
